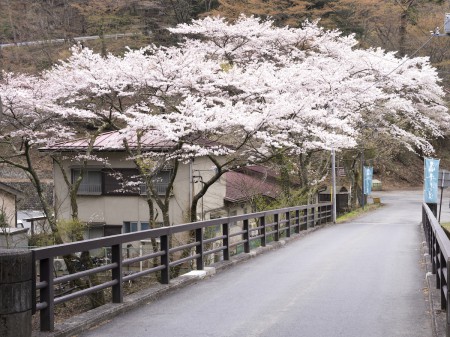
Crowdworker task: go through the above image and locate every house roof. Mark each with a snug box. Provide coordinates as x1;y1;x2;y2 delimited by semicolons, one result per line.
224;168;281;203
40;130;227;153
0;182;24;197
40;130;176;152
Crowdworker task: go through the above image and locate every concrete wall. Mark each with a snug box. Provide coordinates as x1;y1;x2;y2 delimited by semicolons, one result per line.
0;229;29;249
0;189;16;227
191;157;226;221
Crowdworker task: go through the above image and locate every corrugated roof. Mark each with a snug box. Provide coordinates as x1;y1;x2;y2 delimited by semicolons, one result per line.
40;130;227;153
40;130;176;152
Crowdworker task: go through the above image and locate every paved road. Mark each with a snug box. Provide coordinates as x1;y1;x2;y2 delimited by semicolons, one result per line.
81;190;431;337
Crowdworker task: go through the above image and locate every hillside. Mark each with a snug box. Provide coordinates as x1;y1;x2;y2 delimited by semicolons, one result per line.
1;0;450;194
2;1;450;77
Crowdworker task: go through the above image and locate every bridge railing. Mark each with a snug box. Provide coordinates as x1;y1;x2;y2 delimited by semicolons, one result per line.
422;203;450;336
32;202;332;332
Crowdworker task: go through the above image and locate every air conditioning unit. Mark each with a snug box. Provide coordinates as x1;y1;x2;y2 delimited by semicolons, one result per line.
53;258;67;272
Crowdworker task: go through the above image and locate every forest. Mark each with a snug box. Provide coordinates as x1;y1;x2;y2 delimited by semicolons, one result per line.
2;1;450;76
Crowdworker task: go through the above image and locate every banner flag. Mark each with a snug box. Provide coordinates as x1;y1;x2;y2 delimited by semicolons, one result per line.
363;166;373;195
424;158;440;203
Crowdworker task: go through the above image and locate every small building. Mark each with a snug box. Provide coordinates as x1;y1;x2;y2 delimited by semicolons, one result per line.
372;179;382;191
0;182;23;227
17;210;49;235
222;166;281;216
318;185;349;214
40;130;226;236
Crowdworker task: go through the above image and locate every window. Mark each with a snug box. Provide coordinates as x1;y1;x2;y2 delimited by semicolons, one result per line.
71;168;171;197
123;221;138;233
72;169;102;195
139;170;171;196
103;169;140;196
123;221;154;233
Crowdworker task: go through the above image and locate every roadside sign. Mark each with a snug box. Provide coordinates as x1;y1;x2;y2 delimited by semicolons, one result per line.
363;166;373;195
424;158;440;203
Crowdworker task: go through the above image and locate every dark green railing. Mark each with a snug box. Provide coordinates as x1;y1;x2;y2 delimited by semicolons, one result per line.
33;202;332;331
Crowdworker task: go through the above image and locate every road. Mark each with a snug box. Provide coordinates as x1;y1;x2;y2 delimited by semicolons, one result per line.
80;190;431;337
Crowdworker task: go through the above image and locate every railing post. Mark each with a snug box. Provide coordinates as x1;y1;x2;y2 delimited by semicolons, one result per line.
427;203;438;217
302;210;308;231
274;213;279;241
111;244;123;303
160;235;170;284
223;223;230;260
436;243;441;289
0;249;32;337
309;207;315;228
440;252;446;310
295;210;300;234
328;204;333;222
196;228;204;270
446;257;450;337
432;234;437;274
243;219;250;253
261;216;266;247
39;257;54;331
286;211;291;238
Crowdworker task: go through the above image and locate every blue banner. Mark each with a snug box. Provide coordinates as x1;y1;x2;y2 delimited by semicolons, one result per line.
363;166;373;195
424;158;440;203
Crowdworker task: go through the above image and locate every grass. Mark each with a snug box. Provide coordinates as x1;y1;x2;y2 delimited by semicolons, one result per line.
336;203;383;223
441;223;450;239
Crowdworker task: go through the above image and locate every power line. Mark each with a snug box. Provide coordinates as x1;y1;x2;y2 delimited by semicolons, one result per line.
359;34;435;95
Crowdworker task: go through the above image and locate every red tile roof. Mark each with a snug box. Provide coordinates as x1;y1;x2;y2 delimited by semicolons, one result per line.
225;169;281;203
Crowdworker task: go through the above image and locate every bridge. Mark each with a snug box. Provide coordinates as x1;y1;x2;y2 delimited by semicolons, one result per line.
1;190;448;337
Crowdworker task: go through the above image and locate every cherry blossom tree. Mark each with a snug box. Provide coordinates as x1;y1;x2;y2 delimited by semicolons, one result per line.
0;72;72;236
3;15;448;228
0;72;108;307
167;15;449;207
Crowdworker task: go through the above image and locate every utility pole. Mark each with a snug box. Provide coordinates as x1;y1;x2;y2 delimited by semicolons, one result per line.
332;148;337;223
361;150;365;209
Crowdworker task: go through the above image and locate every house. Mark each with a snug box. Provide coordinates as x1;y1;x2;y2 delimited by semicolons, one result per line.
0;182;23;228
221;165;281;217
40;131;226;239
17;210;49;235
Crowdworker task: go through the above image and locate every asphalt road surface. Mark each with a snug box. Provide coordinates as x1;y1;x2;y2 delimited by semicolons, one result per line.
81;190;431;337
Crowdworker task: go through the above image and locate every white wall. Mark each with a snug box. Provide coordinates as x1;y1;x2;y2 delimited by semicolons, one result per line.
0;189;16;227
54;153;226;229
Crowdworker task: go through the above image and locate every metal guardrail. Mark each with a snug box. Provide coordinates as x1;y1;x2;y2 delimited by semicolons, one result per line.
32;202;332;331
0;33;139;49
422;203;450;336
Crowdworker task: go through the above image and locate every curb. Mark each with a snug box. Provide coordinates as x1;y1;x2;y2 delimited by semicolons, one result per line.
32;225;324;337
